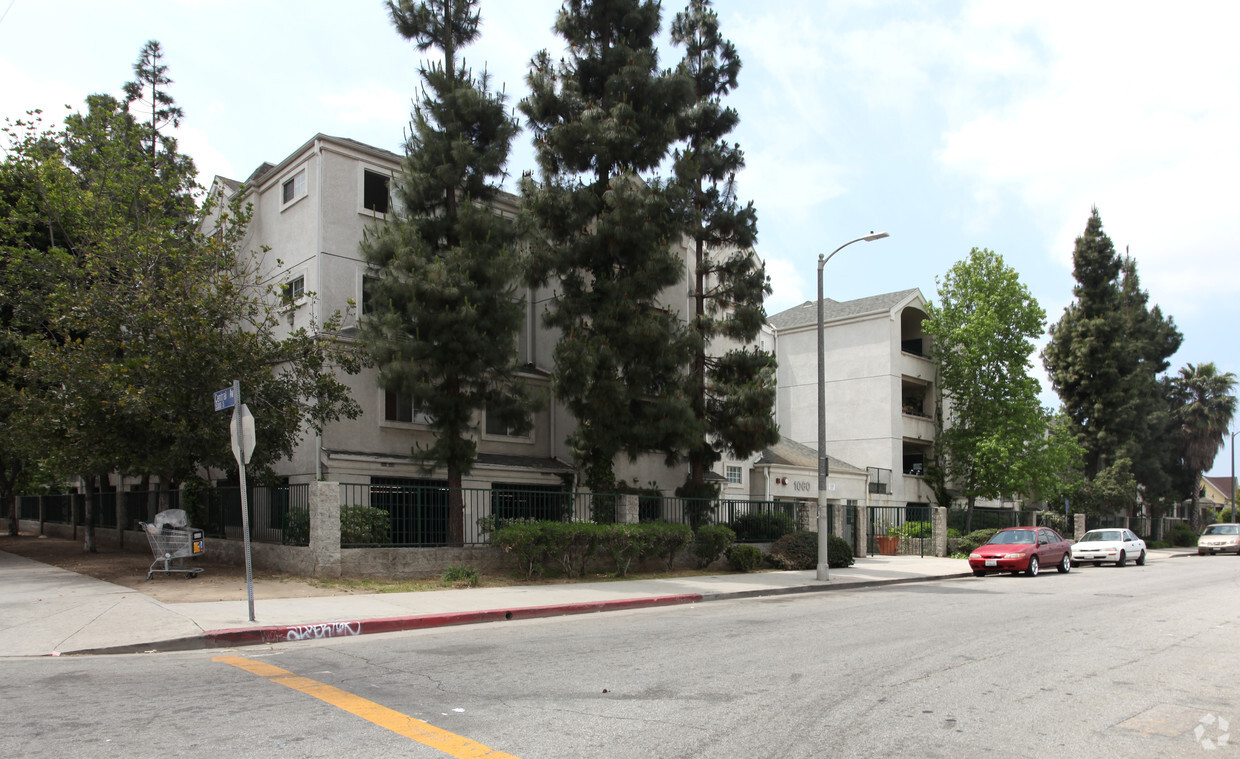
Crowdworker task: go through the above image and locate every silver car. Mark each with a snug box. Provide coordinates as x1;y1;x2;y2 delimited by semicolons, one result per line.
1070;528;1146;567
1197;523;1240;555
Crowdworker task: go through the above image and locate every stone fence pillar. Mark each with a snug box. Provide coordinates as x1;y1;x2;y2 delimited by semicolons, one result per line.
617;494;640;524
309;480;341;578
932;506;947;557
1073;513;1085;541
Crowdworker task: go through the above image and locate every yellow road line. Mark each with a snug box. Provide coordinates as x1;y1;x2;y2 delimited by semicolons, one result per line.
214;655;518;759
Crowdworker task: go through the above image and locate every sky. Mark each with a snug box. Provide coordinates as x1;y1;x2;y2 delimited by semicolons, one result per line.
3;0;1239;475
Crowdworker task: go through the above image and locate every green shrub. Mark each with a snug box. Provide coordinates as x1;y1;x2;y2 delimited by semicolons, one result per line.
726;544;763;572
644;522;694;570
728;510;795;542
1168;522;1198;547
767;532;855;569
693;525;736;568
341;505;391;545
946;527;962;539
441;564;480;587
1218;507;1239;522
599;524;656;577
1145;540;1172;549
889;520;931;539
541;521;599;577
956;528;1000;555
283;508;310;546
828;535;855;568
767;531;818;570
491;523;548;578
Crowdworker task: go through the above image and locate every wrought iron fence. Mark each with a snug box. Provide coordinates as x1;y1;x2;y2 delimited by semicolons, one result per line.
1085;514;1152;537
946;508;1037;534
869;504;931;556
337;483;792;547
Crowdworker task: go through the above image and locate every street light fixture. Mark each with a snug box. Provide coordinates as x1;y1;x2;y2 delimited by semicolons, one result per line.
818;231;889;581
1231;430;1238;524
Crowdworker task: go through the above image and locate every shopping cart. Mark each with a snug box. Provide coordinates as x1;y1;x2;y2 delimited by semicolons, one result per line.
141;509;205;580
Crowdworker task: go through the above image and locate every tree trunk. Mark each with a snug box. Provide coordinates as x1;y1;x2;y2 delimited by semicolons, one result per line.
448;467;464;546
82;475;98;553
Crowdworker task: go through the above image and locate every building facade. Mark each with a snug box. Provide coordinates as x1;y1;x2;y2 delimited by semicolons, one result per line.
766;290;938;512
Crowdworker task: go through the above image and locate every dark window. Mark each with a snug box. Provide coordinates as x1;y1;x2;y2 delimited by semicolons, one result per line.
363;170;389;214
485;409;528;437
385;389;413;422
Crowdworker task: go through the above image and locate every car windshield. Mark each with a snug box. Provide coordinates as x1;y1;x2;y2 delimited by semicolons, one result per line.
988;530;1035;545
1202;524;1240;536
1081;531;1121;542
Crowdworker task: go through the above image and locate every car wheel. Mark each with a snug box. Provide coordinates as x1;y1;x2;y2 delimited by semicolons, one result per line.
1135;550;1146;566
1092;561;1102;567
1070;560;1080;568
972;570;986;577
1058;552;1071;573
1025;555;1040;577
1116;549;1127;567
1198;549;1207;556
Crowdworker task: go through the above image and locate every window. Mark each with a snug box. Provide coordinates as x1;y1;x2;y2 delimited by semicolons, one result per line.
384;390;432;425
485;409;529;438
362;169;390;214
281;169;307;206
281;275;305;304
725;466;742;484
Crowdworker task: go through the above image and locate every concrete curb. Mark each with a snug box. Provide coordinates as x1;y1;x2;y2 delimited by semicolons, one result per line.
62;570;975;657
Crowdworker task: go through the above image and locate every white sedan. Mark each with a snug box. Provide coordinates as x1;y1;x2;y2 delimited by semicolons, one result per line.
1070;528;1146;567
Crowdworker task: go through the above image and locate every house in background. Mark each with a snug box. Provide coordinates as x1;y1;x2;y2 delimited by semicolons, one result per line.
1200;476;1233;518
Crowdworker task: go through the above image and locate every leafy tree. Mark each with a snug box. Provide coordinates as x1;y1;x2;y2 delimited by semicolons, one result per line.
923;248;1049;523
1;53;362;547
669;0;778;510
520;0;698;495
1044;209;1182;491
1168;362;1236;527
362;0;532;544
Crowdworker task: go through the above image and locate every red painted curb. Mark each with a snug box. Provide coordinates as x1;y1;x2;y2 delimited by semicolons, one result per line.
203;593;704;648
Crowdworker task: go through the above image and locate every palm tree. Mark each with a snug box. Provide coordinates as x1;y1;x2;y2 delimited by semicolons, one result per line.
1171;363;1237;527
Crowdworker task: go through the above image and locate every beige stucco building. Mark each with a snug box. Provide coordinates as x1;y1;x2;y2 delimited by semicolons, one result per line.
765;289;938;513
210;134;764;498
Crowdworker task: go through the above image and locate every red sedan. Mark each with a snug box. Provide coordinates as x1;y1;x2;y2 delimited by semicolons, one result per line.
969;527;1072;577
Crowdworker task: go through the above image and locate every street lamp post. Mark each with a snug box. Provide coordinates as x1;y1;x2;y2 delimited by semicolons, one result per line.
817;232;889;581
1231;431;1238;524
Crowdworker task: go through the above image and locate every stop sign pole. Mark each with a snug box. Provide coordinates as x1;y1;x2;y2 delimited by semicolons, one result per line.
216;380;256;622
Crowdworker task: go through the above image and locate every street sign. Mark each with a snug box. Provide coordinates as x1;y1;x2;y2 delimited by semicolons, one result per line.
213;386;237;411
230;404;256;466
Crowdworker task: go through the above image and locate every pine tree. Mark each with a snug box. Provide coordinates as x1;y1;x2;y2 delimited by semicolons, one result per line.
670;0;778;507
520;0;698;495
362;0;531;544
122;40;184;160
1044;208;1183;490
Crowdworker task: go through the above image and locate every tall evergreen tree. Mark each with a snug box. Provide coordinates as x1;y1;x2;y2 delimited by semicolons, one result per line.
520;0;698;495
122;40;184;160
362;0;531;544
1044;208;1182;493
923;248;1048;518
670;0;778;507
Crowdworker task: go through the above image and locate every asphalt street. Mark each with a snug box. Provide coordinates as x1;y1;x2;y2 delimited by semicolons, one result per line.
3;551;1236;758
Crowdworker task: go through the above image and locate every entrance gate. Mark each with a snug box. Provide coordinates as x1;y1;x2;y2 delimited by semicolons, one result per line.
868;504;930;557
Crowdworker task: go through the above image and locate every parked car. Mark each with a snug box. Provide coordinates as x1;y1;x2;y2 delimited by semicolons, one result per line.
968;527;1072;577
1197;523;1240;555
1070;528;1146;567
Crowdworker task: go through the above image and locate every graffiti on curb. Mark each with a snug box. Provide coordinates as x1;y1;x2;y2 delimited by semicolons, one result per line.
285;622;362;642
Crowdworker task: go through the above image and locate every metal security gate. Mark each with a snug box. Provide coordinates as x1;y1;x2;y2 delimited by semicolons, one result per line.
868;504;930;557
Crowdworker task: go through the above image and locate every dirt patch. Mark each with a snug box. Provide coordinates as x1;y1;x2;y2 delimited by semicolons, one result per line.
0;532;356;604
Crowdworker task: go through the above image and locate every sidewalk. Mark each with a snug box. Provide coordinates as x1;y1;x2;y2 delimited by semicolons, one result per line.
0;549;973;657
